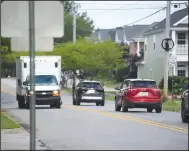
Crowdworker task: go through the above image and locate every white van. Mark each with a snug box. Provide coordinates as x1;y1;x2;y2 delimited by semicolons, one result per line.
16;56;62;109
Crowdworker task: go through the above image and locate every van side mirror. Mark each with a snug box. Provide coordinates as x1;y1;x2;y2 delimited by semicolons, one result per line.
18;79;22;86
23;81;28;86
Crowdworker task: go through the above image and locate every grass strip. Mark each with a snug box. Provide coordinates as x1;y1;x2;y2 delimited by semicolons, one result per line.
1;112;20;129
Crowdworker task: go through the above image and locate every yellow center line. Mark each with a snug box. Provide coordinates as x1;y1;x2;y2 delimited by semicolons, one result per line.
64;105;188;134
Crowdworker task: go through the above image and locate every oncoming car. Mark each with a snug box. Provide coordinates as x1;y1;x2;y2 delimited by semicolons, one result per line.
72;80;105;106
114;79;162;113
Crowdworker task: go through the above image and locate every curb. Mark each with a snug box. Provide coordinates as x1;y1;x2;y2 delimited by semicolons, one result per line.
2;109;52;150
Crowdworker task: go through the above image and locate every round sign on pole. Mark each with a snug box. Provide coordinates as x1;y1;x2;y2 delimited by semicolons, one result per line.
161;38;174;51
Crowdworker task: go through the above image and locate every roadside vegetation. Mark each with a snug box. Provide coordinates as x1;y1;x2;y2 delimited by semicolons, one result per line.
1;112;20;129
162;100;181;112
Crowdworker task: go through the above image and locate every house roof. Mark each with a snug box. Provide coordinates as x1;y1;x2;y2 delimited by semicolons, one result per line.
144;8;188;35
98;29;111;41
133;22;159;38
124;25;149;41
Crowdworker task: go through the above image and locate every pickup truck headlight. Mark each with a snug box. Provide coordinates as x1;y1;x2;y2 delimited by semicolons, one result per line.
52;90;60;96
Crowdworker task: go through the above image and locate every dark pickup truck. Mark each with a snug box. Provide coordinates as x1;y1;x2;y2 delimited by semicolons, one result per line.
181;89;188;123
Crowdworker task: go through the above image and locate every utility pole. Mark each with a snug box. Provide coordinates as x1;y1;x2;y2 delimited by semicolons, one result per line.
29;1;36;150
72;4;76;89
163;1;171;99
0;0;2;141
72;8;76;44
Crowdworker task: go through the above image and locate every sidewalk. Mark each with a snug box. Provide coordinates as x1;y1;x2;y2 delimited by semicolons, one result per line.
1;128;50;150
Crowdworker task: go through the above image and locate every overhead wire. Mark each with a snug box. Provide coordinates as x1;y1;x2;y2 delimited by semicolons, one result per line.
78;7;165;11
75;7;166;32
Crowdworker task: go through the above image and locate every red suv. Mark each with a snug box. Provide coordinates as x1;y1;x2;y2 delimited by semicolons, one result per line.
114;79;162;113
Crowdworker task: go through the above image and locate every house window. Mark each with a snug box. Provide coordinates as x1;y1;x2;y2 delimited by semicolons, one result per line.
177;64;185;67
177;70;186;76
177;32;186;45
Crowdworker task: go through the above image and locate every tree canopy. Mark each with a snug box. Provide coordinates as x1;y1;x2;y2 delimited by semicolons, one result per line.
55;1;94;43
54;38;124;75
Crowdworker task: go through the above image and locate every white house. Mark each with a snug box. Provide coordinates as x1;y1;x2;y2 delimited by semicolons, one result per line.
136;8;188;84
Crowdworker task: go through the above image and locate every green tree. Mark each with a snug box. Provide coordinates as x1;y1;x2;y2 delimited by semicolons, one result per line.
55;1;94;43
54;38;124;79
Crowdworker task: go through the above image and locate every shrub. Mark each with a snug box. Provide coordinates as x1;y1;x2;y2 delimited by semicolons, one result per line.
158;76;188;90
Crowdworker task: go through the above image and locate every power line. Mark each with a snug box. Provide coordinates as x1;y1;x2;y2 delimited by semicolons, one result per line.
123;7;166;27
75;7;166;32
78;7;165;11
90;1;139;17
78;2;165;6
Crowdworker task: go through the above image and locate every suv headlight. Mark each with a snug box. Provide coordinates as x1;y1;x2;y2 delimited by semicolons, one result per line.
52;90;60;96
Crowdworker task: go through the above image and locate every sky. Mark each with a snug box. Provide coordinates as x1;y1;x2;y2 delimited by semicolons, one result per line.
75;1;188;29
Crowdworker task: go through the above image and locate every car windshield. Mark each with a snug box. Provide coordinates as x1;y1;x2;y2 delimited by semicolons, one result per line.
130;81;157;88
26;75;58;86
79;82;103;89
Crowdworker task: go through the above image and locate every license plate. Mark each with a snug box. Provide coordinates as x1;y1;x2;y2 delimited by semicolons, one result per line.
86;90;95;94
138;92;148;96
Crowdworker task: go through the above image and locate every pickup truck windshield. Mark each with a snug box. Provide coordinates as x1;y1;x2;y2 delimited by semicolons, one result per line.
27;75;58;86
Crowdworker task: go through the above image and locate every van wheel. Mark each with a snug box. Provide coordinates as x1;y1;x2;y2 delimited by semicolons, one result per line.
56;102;61;108
25;102;29;109
18;98;25;109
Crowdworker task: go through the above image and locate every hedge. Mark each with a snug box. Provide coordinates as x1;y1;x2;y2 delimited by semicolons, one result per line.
158;76;188;90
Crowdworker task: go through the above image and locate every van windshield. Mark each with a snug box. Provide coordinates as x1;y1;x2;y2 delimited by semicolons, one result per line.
130;81;157;88
26;75;58;86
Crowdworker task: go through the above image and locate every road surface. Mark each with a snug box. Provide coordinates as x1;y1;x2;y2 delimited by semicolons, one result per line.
1;78;188;150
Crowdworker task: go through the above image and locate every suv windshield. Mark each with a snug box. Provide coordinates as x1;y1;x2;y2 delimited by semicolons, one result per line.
79;82;103;89
26;75;58;86
130;81;157;88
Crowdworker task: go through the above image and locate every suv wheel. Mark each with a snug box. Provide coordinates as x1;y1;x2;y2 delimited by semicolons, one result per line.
72;92;76;105
115;102;121;111
181;105;188;123
96;102;100;106
100;100;105;106
76;98;80;106
122;100;128;112
155;107;162;113
147;108;153;113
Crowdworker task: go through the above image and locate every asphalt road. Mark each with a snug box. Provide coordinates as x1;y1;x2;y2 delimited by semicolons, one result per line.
1;78;188;150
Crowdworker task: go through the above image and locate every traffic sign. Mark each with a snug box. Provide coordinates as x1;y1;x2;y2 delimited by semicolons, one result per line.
161;38;174;52
169;56;177;67
1;1;64;51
